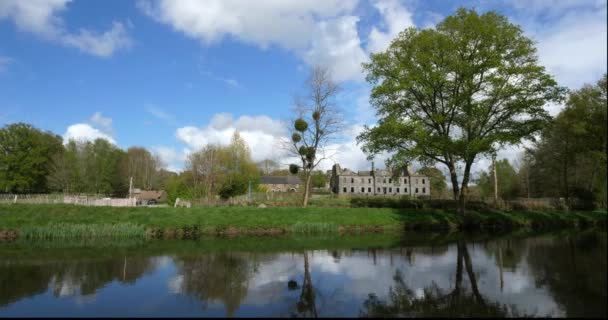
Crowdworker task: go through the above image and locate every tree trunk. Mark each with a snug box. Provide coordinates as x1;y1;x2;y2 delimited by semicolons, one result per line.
458;161;473;214
447;163;460;201
302;171;312;207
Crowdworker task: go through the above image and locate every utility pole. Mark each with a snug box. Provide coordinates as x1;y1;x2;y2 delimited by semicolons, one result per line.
492;153;498;204
129;176;133;198
248;179;251;200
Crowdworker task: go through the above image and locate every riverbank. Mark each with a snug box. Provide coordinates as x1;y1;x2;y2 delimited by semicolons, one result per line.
0;204;605;239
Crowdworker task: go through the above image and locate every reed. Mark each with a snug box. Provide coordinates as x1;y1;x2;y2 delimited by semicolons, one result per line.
19;223;146;239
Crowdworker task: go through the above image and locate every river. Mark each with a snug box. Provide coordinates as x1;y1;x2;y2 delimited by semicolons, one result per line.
0;230;605;317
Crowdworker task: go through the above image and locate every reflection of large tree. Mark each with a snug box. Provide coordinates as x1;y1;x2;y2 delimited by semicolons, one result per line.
174;253;255;317
360;241;524;317
0;256;155;306
527;232;607;317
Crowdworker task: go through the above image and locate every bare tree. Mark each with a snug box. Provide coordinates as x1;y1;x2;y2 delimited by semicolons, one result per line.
284;65;343;207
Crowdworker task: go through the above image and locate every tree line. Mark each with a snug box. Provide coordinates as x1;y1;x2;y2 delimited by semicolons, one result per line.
0;123;172;196
474;75;607;207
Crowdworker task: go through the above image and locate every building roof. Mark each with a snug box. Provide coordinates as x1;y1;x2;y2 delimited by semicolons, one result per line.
261;176;302;185
134;190;166;200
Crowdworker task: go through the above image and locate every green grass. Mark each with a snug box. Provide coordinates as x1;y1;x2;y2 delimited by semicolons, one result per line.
0;204;605;239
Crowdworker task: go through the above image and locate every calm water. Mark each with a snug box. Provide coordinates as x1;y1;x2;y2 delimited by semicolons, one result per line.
0;231;606;318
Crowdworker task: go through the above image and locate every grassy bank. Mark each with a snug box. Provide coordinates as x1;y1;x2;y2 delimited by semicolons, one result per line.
0;204;605;239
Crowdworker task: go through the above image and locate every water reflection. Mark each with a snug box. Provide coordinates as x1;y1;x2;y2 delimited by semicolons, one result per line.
0;231;605;317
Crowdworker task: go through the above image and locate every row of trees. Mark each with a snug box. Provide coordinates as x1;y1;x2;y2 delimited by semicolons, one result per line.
474;75;607;206
0;123;171;196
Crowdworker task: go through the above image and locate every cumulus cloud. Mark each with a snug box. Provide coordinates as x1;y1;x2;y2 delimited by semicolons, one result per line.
0;0;131;57
151;146;186;172
175;113;288;163
90;111;112;128
63;123;116;144
366;0;415;54
63;112;116;144
138;0;367;82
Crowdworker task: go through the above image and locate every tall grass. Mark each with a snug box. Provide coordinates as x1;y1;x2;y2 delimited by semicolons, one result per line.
19;223;145;239
288;222;339;234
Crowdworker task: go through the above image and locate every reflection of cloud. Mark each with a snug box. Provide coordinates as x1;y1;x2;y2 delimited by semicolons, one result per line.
168;275;184;294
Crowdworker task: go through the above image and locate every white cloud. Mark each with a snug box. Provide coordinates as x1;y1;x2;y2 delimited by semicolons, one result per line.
366;0;415;54
303;16;368;82
0;0;131;57
63;123;116;144
151;145;186;172
534;9;607;89
63;112;116;144
62;21;131;58
139;0;367;82
90;111;112;128
175;113;288;163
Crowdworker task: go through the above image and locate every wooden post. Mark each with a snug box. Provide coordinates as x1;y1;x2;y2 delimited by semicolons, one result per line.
492;153;498;204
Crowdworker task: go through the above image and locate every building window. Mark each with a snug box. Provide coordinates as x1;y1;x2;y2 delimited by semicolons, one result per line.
389;187;392;193
368;188;371;192
383;187;387;194
343;187;347;193
351;187;354;193
351;178;354;183
361;187;365;193
383;179;386;183
405;188;408;193
397;188;400;193
423;187;426;193
422;179;426;184
415;188;419;193
389;178;392;183
377;187;381;192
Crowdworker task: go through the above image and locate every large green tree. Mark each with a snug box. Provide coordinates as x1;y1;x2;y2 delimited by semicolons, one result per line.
528;74;607;206
0;123;62;193
358;8;564;212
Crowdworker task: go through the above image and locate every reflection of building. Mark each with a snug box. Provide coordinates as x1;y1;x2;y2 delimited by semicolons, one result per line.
329;164;430;197
131;189;167;205
260;176;302;192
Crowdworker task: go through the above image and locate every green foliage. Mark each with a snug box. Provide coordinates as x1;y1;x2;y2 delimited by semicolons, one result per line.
476;159;522;200
186;131;260;200
291;133;301;143
311;171;326;188
417;167;448;199
357;8;564;209
289;164;300;175
48;138;128;196
0;123;63;193
527;74;607;208
294;118;308;132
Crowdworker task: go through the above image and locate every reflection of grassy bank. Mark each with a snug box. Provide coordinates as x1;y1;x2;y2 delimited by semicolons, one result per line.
0;204;605;240
1;229;601;260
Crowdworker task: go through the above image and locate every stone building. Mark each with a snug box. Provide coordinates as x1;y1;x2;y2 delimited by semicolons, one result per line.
260;176;302;192
329;164;430;197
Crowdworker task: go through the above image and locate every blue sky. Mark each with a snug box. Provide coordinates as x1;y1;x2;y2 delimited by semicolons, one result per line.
1;0;606;173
